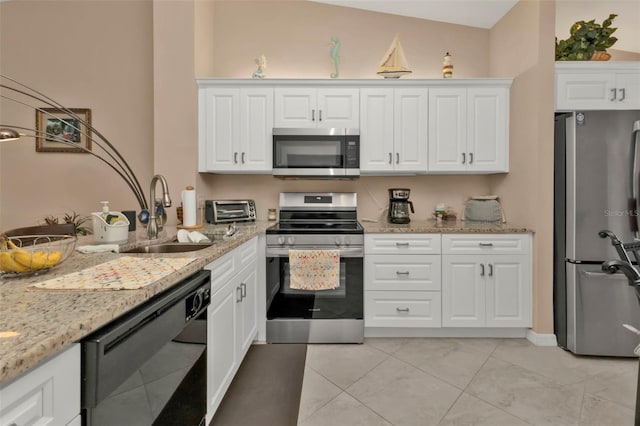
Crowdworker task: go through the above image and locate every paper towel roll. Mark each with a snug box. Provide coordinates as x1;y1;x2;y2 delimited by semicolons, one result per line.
181;186;197;227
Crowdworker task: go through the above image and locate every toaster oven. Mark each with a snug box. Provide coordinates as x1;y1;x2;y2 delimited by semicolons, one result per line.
205;200;256;224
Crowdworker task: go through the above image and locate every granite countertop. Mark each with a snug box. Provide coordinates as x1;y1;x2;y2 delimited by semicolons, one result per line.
0;221;274;386
0;219;531;385
361;219;533;234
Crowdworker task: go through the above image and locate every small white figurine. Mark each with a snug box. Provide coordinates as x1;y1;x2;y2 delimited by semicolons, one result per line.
252;54;267;79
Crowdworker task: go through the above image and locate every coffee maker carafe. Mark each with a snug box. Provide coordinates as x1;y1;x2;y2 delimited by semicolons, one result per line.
388;188;414;224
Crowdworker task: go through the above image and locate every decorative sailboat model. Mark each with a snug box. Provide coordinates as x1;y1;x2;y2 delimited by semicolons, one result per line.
376;33;413;78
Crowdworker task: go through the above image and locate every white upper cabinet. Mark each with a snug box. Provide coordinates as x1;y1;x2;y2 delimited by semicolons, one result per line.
274;87;359;128
428;87;509;173
360;88;428;173
198;86;273;173
555;61;640;110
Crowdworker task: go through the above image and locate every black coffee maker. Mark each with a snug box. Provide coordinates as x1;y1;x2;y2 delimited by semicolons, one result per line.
388;188;414;224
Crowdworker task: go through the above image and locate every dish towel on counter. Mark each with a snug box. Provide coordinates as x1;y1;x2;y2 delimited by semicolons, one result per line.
28;256;196;291
76;244;120;253
288;249;340;291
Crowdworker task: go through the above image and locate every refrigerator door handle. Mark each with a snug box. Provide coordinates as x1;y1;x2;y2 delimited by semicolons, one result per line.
630;121;640;236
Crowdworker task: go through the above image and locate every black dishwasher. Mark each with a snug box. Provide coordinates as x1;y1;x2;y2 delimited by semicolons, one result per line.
81;269;210;426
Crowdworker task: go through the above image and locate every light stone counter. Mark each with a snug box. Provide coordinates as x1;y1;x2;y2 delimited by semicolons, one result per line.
361;219;533;234
0;221;274;385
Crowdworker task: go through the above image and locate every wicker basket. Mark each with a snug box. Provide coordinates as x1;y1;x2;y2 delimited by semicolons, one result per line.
591;51;611;61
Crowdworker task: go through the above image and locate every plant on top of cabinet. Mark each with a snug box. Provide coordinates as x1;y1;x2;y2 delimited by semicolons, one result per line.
555;14;618;61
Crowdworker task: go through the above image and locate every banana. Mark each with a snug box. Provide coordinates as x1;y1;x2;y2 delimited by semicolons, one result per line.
0;251;30;273
5;240;63;270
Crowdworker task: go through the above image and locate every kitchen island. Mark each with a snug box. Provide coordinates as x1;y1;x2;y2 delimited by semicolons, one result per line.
0;221;273;386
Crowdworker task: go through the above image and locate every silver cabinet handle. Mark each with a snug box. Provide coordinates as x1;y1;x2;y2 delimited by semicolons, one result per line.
462;152;466;164
241;152;246;164
396;307;410;312
241;282;247;299
469;152;473;164
312;109;315;121
395;242;410;247
236;286;242;303
479;243;494;247
396;153;400;164
488;264;493;277
396;271;410;276
619;88;626;101
234;152;238;164
319;110;323;122
389;152;393;164
480;263;485;276
610;88;617;101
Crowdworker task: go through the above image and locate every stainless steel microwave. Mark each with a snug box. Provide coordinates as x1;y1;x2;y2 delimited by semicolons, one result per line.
272;128;360;177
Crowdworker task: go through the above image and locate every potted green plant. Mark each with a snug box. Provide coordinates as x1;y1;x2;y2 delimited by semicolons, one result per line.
555;14;618;61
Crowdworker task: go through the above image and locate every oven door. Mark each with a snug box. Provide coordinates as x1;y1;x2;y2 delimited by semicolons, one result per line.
265;246;363;320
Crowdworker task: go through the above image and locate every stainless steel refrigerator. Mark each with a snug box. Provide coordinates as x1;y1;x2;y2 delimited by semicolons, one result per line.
554;110;640;357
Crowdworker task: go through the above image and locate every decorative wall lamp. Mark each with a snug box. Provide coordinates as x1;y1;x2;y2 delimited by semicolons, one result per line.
0;74;151;222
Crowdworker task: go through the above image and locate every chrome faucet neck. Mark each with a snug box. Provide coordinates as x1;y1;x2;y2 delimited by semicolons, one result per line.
147;174;172;239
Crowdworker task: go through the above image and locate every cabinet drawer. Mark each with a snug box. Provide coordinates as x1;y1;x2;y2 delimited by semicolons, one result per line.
365;254;441;291
206;237;258;294
365;234;441;254
442;234;530;255
365;291;441;327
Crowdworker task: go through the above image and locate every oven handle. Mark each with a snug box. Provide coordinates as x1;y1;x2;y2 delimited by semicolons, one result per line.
266;246;364;258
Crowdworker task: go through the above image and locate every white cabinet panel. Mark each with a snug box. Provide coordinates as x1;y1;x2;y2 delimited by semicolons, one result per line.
365;291;441;327
485;255;531;327
555;62;640;110
360;88;395;172
0;344;80;426
442;256;484;327
365;233;441;255
428;87;508;173
442;234;530;255
275;88;359;128
366;254;441;291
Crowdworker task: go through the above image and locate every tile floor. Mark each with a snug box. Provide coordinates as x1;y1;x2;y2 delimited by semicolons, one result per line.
297;338;638;426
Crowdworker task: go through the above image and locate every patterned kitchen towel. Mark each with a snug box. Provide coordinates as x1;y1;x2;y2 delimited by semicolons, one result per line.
28;256;196;291
289;249;340;291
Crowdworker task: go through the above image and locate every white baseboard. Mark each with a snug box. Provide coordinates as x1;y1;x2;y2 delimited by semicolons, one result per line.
364;327;528;338
525;330;558;346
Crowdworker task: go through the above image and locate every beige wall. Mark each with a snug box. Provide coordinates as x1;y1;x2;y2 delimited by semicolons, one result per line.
0;0;154;230
195;0;495;223
489;0;556;333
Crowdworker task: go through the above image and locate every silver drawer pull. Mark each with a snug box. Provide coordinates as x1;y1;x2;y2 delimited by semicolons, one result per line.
479;243;494;247
236;286;242;303
396;307;410;312
396;271;410;276
241;282;247;299
488;264;493;277
480;263;485;276
395;242;410;247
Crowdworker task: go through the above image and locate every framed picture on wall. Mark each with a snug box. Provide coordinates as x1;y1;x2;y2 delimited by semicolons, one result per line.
35;107;92;153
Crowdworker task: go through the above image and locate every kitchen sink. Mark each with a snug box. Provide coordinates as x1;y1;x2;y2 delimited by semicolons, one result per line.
121;242;213;254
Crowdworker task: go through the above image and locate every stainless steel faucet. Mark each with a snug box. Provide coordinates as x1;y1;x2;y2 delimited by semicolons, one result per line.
147;174;172;239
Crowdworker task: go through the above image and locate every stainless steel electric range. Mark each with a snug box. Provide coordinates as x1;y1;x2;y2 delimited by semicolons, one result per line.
265;192;364;343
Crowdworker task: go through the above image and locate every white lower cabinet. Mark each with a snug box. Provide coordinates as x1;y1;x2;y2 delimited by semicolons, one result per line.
206;237;258;423
364;234;442;327
442;234;532;328
0;344;80;426
365;233;532;332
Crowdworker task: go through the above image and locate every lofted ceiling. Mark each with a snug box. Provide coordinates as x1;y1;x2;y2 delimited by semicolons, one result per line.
309;0;519;29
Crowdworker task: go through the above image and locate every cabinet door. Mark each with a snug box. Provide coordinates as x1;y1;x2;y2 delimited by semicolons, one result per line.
555;72;615;110
237;263;258;358
317;88;360;128
239;88;273;172
360;88;394;172
467;88;508;172
442;255;485;327
274;88;317;128
199;88;240;172
207;282;239;416
485;254;531;327
428;88;467;172
616;72;640;109
394;88;428;172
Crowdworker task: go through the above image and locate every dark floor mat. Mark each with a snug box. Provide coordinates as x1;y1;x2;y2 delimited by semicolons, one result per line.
210;344;307;426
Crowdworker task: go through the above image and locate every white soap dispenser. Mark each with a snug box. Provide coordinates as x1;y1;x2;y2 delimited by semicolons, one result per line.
100;201;110;220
